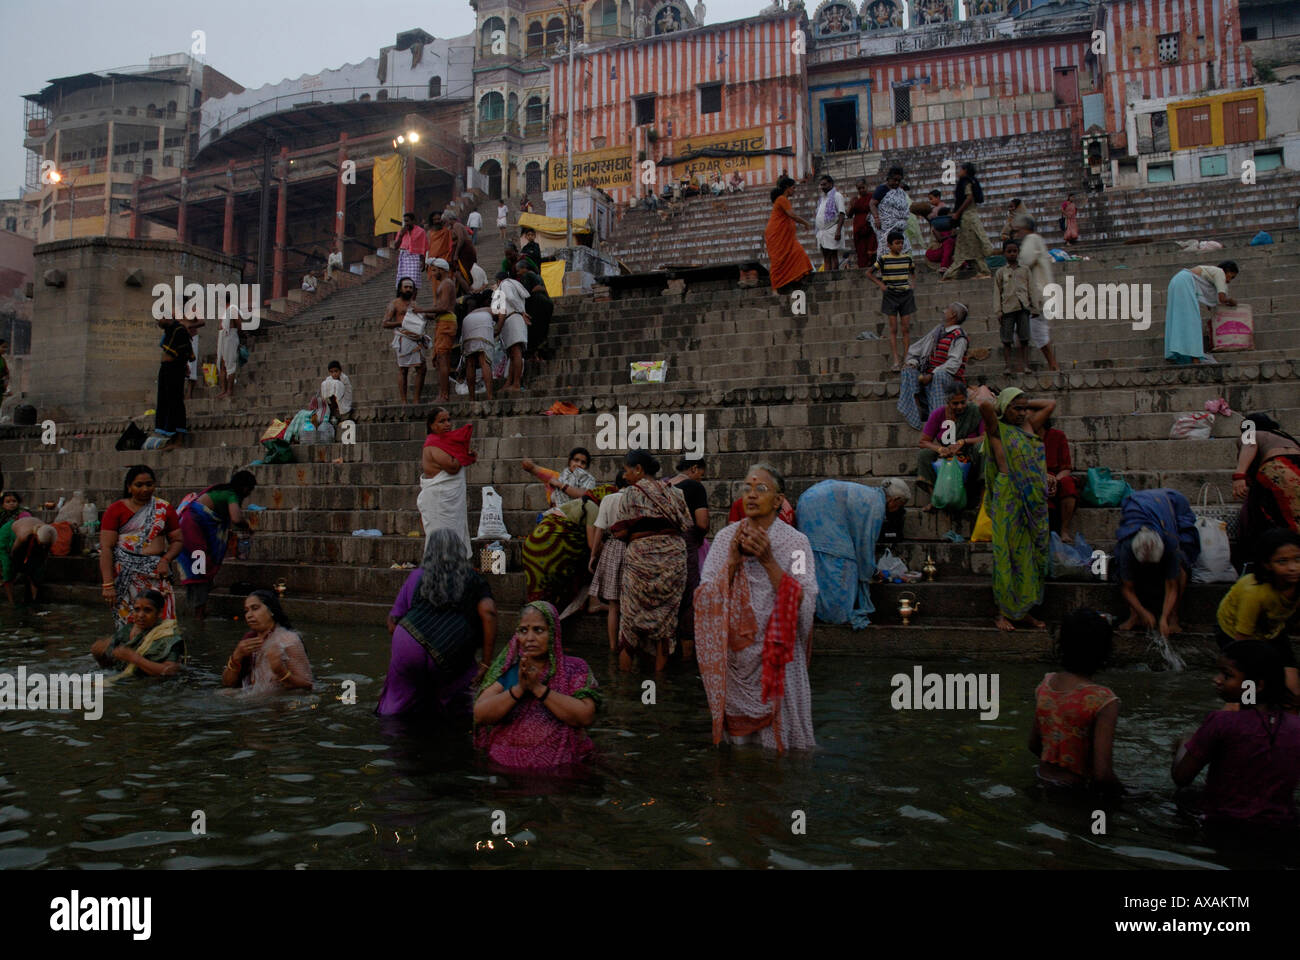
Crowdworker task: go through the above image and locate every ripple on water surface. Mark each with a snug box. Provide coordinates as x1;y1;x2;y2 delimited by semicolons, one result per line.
0;604;1247;869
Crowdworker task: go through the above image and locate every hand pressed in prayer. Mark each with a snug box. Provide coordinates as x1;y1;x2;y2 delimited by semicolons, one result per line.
740;522;774;566
520;657;545;694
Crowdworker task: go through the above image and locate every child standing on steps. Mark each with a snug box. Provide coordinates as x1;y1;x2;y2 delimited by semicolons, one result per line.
1029;608;1121;794
992;239;1033;375
868;230;914;371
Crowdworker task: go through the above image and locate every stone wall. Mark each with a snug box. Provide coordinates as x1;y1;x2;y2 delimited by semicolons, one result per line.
29;237;241;420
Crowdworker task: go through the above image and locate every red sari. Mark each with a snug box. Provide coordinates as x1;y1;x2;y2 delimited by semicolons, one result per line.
765;194;813;290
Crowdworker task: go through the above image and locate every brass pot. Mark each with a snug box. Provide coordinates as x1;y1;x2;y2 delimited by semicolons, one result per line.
898;592;920;626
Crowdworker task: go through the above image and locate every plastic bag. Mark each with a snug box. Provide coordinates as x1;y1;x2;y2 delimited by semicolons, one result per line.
1050;532;1092;580
1169;411;1214;440
1081;467;1134;507
931;458;967;511
315;421;335;444
876;548;908;581
1191;516;1236;582
260;418;288;442
202;363;219;387
55;491;85;524
491;340;509;380
476;486;511;540
1249;231;1273;246
1212;304;1253;352
630;360;668;383
971;495;992;541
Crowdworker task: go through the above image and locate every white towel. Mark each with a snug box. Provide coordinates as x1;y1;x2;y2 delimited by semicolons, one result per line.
417;470;471;558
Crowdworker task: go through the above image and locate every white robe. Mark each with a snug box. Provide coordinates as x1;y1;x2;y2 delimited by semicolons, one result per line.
814;189;850;252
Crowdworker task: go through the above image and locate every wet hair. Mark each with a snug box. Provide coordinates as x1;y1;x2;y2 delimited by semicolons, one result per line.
747;462;785;493
247;589;293;630
568;446;592;465
625;449;661;476
1057;608;1113;676
328;360;342;371
1218;260;1240;276
136;589;167;613
1253;529;1300;587
1222;640;1288;708
418;528;473;608
426;407;450;433
887;166;905;179
676;456;705;473
887;230;905;244
614;473;629;489
211;469;257;500
1131;527;1165;565
122;464;157;498
959;161;977;178
770;175;796;202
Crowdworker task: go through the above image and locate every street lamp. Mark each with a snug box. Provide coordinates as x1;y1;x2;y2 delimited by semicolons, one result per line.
48;169;76;241
559;0;581;249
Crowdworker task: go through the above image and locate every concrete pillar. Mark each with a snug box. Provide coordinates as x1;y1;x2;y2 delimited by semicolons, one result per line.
176;176;188;244
222;160;236;254
335;133;348;255
273;146;289;299
129;179;140;239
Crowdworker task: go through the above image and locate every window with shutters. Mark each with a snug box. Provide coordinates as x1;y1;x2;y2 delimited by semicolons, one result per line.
1199;154;1227;177
699;83;722;115
1157;33;1179;63
635;95;656;125
1174;105;1211;147
1222;98;1259;144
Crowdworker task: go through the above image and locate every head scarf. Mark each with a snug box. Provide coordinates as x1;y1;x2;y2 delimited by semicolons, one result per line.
475;600;601;768
995;387;1024;418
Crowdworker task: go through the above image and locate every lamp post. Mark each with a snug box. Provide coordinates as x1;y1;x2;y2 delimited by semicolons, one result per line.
393;129;421;222
561;0;579;248
48;169;77;241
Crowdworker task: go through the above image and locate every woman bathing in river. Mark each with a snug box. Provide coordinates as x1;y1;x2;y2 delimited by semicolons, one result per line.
221;590;313;693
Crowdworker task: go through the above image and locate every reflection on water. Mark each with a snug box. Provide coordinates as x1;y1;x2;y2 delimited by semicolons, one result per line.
0;605;1236;869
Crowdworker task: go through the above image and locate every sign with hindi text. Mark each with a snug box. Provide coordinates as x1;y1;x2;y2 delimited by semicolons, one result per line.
672;127;768;179
549;146;634;191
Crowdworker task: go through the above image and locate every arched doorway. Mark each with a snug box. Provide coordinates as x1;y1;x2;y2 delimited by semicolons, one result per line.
480;159;503;199
525;160;542;195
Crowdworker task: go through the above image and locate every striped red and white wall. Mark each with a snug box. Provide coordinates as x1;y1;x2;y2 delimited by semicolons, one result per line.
1101;0;1253;139
551;14;808;202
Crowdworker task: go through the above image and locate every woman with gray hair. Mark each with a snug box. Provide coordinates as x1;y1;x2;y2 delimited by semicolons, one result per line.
897;301;970;430
795;478;909;628
376;528;498;719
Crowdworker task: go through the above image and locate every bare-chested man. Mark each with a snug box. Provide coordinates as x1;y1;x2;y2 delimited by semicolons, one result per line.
382;276;434;404
446;211;478;295
427;258;459;402
0;516;55;603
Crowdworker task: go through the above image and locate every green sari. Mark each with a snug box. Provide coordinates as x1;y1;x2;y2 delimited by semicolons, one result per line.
982;420;1049;619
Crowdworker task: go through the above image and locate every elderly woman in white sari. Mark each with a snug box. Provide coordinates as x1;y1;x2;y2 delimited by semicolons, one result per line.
695;463;819;754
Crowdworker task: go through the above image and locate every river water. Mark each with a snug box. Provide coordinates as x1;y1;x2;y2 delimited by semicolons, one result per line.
0;604;1234;870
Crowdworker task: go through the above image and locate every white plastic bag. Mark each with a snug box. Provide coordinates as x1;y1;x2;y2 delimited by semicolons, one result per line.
1191;516;1237;583
1170;411;1214;440
476;485;510;540
876;548;908;581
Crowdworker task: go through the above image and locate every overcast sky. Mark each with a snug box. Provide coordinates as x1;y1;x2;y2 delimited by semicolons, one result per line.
0;0;772;199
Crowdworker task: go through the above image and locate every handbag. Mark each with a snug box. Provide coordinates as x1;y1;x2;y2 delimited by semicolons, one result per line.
1195;483;1240;541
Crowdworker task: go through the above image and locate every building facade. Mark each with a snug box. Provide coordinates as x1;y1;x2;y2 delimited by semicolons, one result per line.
23;55;243;244
548;10;809;205
470;0;706;200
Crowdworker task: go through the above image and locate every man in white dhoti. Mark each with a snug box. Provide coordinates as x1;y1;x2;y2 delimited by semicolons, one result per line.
814;174;849;271
382;277;433;404
418;407;474;559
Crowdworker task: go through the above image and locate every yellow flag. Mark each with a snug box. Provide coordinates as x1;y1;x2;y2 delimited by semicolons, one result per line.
372;155;404;237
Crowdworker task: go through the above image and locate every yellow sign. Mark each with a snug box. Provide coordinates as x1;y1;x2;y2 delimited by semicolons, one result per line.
549;146;634;191
673;127;768;178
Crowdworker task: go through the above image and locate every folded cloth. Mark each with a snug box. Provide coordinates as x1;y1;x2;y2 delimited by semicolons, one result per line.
545;401;580;416
352;529;383;537
418;471;471;558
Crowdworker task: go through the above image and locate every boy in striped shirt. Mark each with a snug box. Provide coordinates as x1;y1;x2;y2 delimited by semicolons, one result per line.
869;230;915;371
